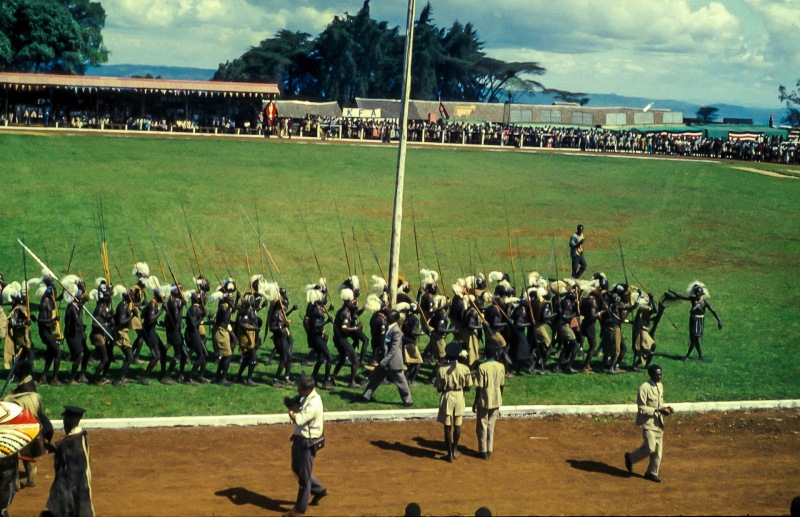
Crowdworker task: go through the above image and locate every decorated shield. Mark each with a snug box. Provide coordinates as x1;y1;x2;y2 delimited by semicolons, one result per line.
0;401;40;457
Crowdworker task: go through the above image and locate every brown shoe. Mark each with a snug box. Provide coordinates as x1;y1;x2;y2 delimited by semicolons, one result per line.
282;508;305;517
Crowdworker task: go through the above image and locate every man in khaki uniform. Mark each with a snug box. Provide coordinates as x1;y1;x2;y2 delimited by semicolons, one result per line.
473;344;505;460
625;364;673;483
434;342;473;462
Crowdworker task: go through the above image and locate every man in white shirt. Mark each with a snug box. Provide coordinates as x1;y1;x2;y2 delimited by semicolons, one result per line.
285;375;327;516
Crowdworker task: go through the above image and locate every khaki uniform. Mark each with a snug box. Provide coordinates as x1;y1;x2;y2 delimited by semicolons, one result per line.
435;360;473;426
474;359;505;454
628;380;666;476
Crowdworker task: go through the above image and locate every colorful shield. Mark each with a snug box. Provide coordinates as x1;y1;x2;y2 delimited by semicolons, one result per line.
0;401;40;457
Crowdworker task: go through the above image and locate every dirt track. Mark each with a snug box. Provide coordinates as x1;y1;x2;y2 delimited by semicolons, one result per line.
10;408;800;516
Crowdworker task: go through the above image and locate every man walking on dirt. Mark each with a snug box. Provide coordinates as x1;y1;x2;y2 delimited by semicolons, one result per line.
624;364;673;483
285;375;327;516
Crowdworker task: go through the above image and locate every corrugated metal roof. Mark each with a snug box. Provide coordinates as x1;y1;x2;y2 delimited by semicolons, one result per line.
276;100;341;118
0;72;279;95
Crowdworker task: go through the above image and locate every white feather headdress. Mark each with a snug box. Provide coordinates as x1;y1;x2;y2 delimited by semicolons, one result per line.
2;281;22;304
306;284;325;304
488;271;505;283
420;269;438;288
370;275;387;295
686;281;708;298
364;293;383;312
340;288;355;302
132;262;150;277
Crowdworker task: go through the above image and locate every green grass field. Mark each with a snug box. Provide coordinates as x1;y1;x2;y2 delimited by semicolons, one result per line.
1;131;799;418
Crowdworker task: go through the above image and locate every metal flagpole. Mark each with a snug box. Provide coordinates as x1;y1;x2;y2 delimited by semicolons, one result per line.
388;0;417;307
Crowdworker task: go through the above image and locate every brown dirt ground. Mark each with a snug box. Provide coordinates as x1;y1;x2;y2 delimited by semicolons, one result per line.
10;408;800;516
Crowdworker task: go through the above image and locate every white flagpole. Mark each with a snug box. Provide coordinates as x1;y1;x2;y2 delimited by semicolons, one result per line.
388;0;417;307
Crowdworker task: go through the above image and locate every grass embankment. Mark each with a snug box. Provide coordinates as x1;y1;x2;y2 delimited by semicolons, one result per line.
1;132;798;417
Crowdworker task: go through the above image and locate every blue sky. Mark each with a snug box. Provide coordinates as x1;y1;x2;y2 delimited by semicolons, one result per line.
100;0;799;108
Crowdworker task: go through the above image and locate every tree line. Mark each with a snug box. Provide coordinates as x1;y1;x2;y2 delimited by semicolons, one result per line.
212;1;548;106
0;0;108;74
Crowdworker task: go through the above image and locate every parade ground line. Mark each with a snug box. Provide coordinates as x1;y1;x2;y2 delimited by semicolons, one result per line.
70;398;800;430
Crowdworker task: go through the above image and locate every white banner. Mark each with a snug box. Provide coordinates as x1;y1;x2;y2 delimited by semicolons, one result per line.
343;108;382;118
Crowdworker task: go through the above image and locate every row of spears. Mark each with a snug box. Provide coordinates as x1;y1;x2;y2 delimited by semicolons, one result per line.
0;199;721;389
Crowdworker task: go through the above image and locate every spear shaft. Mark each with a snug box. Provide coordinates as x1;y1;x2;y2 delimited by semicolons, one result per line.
363;231;386;282
411;197;420;272
335;204;352;279
18;239;114;341
504;194;515;285
182;204;203;279
298;211;326;281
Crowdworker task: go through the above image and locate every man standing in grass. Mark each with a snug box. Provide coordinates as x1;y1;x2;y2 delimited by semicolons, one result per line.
569;224;586;279
624;364;673;483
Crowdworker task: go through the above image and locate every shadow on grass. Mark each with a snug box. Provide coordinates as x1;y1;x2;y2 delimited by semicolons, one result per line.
566;459;633;478
215;486;294;512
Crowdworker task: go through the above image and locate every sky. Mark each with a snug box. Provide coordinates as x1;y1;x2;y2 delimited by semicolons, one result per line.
100;0;799;109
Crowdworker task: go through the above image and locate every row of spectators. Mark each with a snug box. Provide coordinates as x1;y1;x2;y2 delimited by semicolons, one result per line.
315;118;799;165
3;106;797;164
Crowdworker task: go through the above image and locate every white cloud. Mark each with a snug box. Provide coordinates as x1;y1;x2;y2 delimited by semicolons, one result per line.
97;0;794;107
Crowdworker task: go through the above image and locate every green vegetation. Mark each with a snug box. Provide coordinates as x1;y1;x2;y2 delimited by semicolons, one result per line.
0;131;798;418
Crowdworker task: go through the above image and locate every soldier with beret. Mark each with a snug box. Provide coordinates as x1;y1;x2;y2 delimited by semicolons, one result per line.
434;341;473;462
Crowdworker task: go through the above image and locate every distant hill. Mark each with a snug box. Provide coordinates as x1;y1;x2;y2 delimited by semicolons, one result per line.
516;91;785;126
86;64;788;125
86;64;215;81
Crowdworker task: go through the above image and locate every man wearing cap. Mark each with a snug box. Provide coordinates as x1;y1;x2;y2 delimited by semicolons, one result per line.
361;309;413;406
472;344;505;460
624;364;673;483
46;405;94;516
435;341;473;462
284;375;327;517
